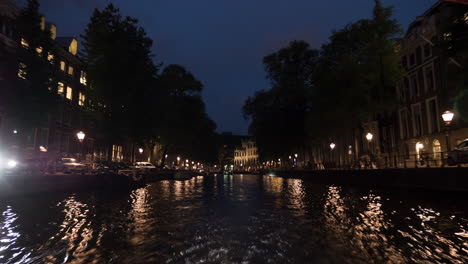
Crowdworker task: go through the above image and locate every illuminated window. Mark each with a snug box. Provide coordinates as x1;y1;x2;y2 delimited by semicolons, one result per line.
17;63;27;79
36;46;43;54
21;38;29;48
80;71;87;85
66;87;73;100
47;52;54;62
78;92;85;106
60;61;66;71
112;145;123;161
68;66;74;76
57;82;64;95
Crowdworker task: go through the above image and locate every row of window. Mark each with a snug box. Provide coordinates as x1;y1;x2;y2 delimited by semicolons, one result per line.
399;97;439;139
397;63;436;101
234;150;258;157
57;82;86;105
401;43;432;69
20;38;87;85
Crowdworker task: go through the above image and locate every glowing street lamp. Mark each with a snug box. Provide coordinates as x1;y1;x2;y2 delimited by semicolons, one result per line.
138;148;143;154
442;110;454;125
366;133;373;142
76;131;85;143
330;143;336;150
416;142;424;150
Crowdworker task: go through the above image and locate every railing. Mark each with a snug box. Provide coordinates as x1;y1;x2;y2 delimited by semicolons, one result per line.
264;151;465;171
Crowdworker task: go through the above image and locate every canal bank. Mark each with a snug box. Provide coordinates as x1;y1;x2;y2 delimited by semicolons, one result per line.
265;168;468;192
0;170;198;197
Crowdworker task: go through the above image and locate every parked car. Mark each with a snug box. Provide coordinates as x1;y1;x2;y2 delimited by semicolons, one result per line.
56;158;87;174
447;139;468;166
132;162;156;171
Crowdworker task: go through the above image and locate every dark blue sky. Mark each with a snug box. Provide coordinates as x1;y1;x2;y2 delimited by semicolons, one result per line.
25;0;435;135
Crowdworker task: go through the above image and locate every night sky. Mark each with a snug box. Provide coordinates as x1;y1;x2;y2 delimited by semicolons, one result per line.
19;0;436;135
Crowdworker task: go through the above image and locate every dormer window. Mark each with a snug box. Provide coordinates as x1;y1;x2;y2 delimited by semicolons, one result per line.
60;61;66;71
50;24;57;40
69;39;78;55
40;16;45;31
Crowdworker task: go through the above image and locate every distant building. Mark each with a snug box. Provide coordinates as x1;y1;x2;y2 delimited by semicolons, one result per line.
234;138;259;170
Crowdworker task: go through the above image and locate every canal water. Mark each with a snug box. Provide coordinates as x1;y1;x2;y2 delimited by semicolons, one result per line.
0;174;467;264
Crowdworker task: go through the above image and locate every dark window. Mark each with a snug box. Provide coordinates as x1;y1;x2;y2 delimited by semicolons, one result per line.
416;47;422;65
423;44;431;58
403;78;409;100
401;56;408;68
409;53;415;66
425;67;435;91
428;100;438;133
410;75;419;97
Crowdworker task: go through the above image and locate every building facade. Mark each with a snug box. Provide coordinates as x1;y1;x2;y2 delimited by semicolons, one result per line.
234;138;259;170
396;1;468;166
0;0;93;161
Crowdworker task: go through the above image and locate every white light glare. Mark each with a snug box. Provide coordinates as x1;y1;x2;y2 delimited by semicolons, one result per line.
7;160;17;168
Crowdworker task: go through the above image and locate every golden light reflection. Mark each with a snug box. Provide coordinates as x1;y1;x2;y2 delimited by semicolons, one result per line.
43;196;94;262
129;187;152;247
285;179;306;213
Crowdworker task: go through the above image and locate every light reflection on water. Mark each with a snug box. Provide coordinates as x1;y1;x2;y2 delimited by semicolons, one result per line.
0;174;466;263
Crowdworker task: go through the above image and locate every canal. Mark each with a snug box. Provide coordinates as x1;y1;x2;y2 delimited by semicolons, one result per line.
0;174;467;263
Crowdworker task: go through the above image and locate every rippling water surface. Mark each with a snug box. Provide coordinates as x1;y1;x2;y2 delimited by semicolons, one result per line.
0;174;467;263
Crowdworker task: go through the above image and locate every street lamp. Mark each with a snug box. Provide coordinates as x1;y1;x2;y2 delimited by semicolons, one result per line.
442;110;455;152
330;143;336;150
366;133;373;142
138;148;143;154
76;131;85;161
177;156;180;166
76;131;85;143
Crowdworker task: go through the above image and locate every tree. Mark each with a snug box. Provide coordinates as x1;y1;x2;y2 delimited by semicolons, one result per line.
243;41;318;160
437;4;468;122
244;1;403;161
156;65;218;165
81;3;159;144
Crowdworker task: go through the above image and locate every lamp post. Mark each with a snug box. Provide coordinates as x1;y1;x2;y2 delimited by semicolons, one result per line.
177;156;180;166
76;131;85;162
138;148;143;162
330;143;336;168
366;133;374;168
442;111;454;152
